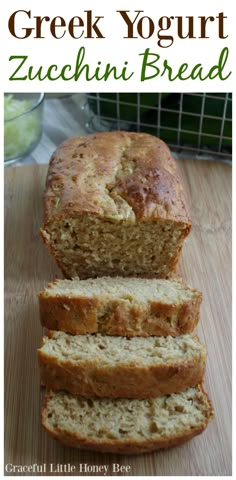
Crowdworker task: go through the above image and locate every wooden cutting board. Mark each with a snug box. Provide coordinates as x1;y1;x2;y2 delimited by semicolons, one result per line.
4;161;231;476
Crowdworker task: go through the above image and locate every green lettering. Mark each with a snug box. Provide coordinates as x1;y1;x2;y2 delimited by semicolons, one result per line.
93;62;133;81
139;48;160;81
46;65;61;81
74;46;89;80
60;64;74;81
161;60;190;81
190;63;206;80
177;63;189;80
9;55;28;80
208;46;231;80
28;64;60;81
160;60;173;80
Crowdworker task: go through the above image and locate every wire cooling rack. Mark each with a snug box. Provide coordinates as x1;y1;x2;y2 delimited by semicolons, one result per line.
85;93;232;161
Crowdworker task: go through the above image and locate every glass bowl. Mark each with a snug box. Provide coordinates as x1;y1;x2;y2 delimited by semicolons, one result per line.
4;93;45;165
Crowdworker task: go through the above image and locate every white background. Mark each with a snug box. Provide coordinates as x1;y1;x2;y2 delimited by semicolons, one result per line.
0;0;235;92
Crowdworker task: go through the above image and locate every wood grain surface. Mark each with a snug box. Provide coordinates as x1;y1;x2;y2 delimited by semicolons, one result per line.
4;161;232;476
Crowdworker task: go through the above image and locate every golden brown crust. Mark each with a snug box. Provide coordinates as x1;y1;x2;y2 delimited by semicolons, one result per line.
38;338;206;398
40;131;192;279
41;386;214;454
42;131;191;226
39;294;99;334
38;286;202;337
41;423;205;454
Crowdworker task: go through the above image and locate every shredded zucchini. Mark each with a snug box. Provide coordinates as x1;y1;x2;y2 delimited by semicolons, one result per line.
4;95;41;159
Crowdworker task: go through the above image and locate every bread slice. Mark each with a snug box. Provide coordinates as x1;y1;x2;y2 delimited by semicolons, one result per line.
38;331;206;398
41;386;214;454
38;277;202;336
40;132;192;280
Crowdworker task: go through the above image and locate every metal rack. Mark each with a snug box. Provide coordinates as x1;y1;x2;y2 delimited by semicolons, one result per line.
85;93;232;161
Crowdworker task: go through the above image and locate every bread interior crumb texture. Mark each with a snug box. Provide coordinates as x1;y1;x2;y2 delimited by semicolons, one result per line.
44;277;197;304
47;217;187;278
44;387;212;441
41;332;205;366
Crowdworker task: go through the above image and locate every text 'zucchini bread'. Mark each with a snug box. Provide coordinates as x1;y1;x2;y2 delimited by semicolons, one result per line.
41;386;214;454
38;331;206;398
38;276;202;336
40;131;192;279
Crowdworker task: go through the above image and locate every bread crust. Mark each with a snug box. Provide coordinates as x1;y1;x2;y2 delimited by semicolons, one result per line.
40;132;192;279
38;282;202;336
38;335;206;398
42;131;191;225
41;423;206;455
41;386;214;455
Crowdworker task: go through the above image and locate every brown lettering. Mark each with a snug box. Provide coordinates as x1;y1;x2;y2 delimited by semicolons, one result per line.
117;11;143;38
50;17;66;39
217;12;228;39
8;10;32;39
157;17;174;48
68;17;84;39
176;16;196;39
137;16;155;39
199;16;215;38
85;10;104;38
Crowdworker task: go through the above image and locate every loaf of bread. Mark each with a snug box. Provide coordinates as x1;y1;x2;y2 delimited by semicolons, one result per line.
39;276;202;336
38;331;206;398
41;386;214;454
40;131;191;279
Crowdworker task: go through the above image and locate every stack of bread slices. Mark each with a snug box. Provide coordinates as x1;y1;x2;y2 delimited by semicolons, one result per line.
38;277;213;454
37;131;213;454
